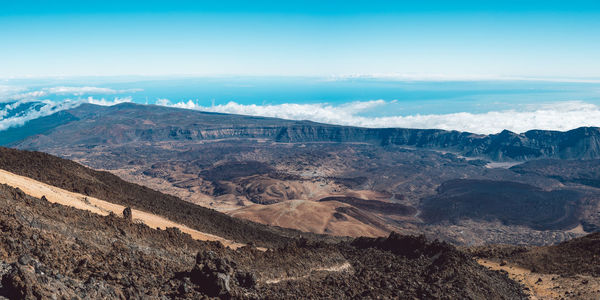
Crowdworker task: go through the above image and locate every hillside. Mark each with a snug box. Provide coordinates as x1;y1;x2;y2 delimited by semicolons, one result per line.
0;147;337;248
421;179;582;230
471;233;600;299
229;200;391;237
0;168;243;248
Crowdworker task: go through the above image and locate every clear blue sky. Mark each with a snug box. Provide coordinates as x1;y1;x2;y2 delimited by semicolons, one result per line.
2;0;600;78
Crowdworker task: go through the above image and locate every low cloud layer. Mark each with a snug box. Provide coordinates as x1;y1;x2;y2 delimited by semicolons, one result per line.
0;97;132;131
0;84;136;131
2;86;142;101
44;86;140;95
0;85;27;98
157;99;600;134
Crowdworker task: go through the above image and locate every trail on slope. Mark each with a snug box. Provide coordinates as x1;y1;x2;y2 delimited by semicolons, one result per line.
264;262;353;284
0;168;246;249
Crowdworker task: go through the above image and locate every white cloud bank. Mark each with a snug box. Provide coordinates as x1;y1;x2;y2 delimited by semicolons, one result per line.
157;99;600;134
0;97;132;131
0;83;139;131
4;86;142;101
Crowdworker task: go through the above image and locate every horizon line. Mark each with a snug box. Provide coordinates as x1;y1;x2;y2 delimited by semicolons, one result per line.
3;73;600;84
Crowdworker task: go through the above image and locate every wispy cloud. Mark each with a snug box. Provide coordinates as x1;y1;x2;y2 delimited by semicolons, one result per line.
157;99;600;134
0;83;138;131
0;100;79;131
85;96;132;106
0;96;132;131
5;86;142;101
156;99;387;124
0;85;27;99
45;86;133;95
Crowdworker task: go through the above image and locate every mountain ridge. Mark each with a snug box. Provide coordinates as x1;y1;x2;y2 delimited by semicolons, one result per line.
4;102;600;161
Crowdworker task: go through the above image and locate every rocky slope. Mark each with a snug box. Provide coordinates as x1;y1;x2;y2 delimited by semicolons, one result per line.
489;232;600;277
470;233;600;299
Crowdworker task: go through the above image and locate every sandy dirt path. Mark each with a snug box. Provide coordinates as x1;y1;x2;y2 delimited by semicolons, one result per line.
478;259;600;300
0;168;246;249
264;262;353;284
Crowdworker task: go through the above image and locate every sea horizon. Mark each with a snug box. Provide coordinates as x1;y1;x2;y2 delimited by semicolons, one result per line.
2;75;600;134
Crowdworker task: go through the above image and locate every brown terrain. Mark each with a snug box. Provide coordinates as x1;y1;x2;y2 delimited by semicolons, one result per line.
229;200;391;237
5;103;600;246
0;147;529;299
0;168;244;248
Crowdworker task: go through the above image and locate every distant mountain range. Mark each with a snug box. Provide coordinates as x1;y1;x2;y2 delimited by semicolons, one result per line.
3;102;600;161
2;102;599;246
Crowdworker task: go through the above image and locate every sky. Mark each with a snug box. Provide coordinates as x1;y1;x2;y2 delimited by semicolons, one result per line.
2;0;600;78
